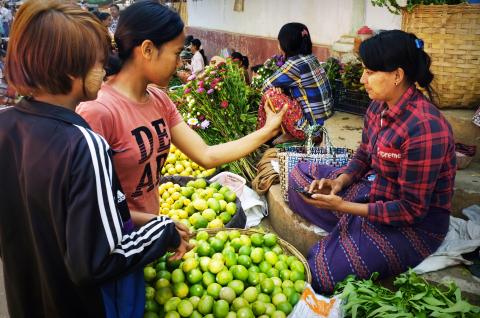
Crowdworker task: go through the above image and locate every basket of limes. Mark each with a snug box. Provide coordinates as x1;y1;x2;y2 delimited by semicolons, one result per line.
143;229;311;318
158;176;246;231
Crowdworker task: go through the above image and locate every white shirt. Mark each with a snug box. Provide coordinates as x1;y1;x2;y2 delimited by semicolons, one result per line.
190;51;205;75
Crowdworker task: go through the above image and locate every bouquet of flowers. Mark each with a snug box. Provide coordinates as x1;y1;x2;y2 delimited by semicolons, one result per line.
251;54;286;89
169;59;261;181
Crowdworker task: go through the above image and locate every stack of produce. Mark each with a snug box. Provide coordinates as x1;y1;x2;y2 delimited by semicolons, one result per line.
336;270;480;318
161;145;216;178
158;180;238;230
143;230;308;318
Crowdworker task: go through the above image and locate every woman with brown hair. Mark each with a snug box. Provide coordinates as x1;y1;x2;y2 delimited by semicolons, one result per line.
0;1;190;317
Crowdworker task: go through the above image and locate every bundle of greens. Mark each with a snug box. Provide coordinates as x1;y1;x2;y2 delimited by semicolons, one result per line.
335;270;480;318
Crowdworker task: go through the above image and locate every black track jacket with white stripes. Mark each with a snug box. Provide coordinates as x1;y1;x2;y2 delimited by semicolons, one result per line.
0;99;180;317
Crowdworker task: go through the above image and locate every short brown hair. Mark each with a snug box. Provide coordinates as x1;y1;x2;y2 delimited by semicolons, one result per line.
6;0;109;96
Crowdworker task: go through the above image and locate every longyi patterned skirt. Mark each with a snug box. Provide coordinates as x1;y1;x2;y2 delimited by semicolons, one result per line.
288;162;449;294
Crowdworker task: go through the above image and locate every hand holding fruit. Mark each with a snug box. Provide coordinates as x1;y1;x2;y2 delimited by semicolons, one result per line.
168;235;193;262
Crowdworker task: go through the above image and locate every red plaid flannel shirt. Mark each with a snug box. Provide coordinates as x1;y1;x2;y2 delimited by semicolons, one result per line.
343;86;456;226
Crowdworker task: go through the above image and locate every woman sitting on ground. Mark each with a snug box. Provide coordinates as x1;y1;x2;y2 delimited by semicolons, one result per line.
263;22;333;143
288;30;456;294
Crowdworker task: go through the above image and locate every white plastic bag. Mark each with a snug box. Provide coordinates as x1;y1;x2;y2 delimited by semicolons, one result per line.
289;284;343;318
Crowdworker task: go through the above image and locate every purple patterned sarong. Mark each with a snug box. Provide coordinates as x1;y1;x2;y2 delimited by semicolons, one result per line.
288;162;449;294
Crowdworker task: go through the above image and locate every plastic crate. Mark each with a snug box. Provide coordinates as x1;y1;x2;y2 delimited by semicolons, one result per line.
333;79;371;116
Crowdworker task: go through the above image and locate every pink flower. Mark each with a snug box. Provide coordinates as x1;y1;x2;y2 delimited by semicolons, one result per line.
198;80;204;87
207;89;214;95
198;114;206;121
184;88;191;94
197;87;205;93
187;74;196;81
220;101;229;108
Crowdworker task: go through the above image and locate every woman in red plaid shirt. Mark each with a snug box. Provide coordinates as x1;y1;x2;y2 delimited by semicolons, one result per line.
288;30;456;294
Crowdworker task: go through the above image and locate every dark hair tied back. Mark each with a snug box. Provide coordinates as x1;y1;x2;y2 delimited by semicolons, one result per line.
359;29;435;101
278;22;312;59
114;1;184;66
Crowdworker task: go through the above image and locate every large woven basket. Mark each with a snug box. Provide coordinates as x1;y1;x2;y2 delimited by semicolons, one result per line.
201;228;312;284
402;4;480;109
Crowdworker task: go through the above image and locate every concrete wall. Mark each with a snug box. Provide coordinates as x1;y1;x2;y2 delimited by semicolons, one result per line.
186;0;401;70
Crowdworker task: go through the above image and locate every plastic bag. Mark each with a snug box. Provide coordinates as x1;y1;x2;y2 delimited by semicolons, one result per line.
289;284;343;318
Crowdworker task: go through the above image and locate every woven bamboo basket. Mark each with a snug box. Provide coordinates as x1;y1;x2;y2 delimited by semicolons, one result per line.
201;228;312;284
402;4;480;109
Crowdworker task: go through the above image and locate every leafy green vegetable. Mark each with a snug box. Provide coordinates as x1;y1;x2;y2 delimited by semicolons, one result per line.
335;269;480;318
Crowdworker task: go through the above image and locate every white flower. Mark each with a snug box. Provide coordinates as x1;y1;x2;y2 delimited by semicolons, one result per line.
200;120;210;129
187;118;199;126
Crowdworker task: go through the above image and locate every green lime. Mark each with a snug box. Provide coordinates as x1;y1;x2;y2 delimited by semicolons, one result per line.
250;233;264;247
288;292;301;305
265;303;276;316
272;245;284;255
144;312;159;318
208;259;225;274
194;216;208;229
277;301;293;314
236;307;254;318
209;181;222;190
231;265;249;282
190;295;201;308
225;202;237;215
219;212;232;224
210;238;225;253
155;261;167;272
164;296;181;312
290;270;305;282
189;283;204;297
177;299;194;317
219;286;236;303
207;283;222;299
230;238;242;251
237;255;252;268
231;297;249;311
197;241;213;257
145;299;159;312
207;198;221;212
294;280;306;293
171;268;185;284
173;282;189;298
215;231;229;242
198;295;214;315
213;193;224;201
290;260;305;273
224;252;238;268
224;191;236;203
259;261;272;274
213;299;230;318
282;280;294;289
242;286;258;303
271;310;287;318
248;265;260;273
187;268;203;284
279;269;291;281
252;300;266;315
264;251;278;266
257;293;271;303
266;268;280;278
228;280;245;296
203;271;216;287
272;293;287;306
193;178;207;189
263;233;277;247
155;286;173;305
260;278;275;294
144;266;156;282
282;287;295;299
200;256;211;272
155;278;170;289
191;310;203;318
238;246;251;256
274;261;288;271
250;248;264;264
182;258;199;272
156;270;171;281
145;286;155;300
271;277;282;287
247;271;259;286
216;270;234;285
222;245;235;255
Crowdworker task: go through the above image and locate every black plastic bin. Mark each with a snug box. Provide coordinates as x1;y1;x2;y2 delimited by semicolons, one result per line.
333;79;371;116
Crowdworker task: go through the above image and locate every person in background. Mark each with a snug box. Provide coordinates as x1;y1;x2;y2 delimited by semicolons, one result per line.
0;1;11;37
189;38;207;75
263;22;333;143
108;3;119;35
231;51;250;84
0;1;191;317
289;30;456;294
93;11;114;41
77;1;286;227
251;64;263;80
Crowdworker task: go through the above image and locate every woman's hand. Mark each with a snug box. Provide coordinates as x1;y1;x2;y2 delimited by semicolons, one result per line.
308;178;344;195
168;236;193;261
300;192;344;211
168;222;194;261
263;102;288;136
